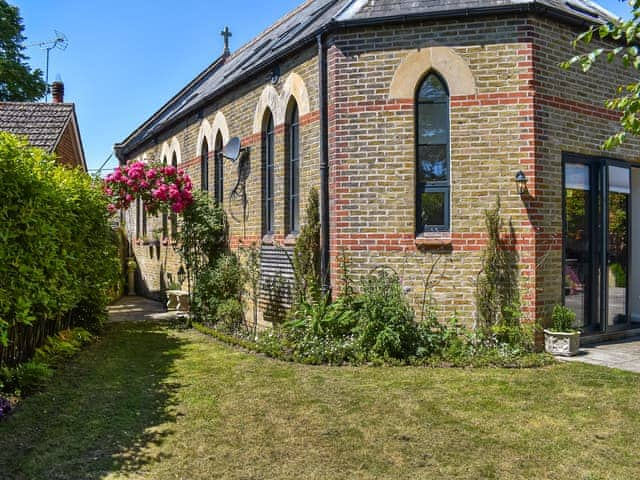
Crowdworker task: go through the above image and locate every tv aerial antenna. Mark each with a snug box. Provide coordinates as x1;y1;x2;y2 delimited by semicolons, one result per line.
29;30;69;100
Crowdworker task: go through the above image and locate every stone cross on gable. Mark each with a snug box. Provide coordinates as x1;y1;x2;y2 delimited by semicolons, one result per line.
221;26;232;56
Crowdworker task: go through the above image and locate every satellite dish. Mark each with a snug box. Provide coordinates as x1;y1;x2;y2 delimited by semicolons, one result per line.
221;137;241;162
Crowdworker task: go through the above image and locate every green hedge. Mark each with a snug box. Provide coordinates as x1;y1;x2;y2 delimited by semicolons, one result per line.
0;133;119;366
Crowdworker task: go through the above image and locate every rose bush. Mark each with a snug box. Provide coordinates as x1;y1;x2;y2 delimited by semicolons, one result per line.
104;160;193;215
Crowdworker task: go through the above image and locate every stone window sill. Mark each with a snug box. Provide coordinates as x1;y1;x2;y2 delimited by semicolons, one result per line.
415;233;452;249
283;234;298;246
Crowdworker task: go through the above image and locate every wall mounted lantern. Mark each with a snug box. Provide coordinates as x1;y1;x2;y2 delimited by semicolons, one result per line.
177;265;186;287
515;170;528;196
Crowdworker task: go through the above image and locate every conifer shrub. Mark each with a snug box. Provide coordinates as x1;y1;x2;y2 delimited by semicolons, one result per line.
292;188;321;306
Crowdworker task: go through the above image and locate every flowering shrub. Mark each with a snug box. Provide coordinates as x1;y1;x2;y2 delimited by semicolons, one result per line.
104;160;194;215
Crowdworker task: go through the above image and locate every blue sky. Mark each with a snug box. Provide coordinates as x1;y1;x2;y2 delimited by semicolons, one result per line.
13;0;631;173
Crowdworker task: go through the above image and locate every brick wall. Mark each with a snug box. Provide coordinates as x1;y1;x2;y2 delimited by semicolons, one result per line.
327;17;540;324
121;12;640;327
531;16;640;322
124;46;321;308
54;123;83;169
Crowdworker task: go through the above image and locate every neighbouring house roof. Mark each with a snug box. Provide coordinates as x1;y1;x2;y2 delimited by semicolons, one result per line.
115;0;616;157
0;102;87;171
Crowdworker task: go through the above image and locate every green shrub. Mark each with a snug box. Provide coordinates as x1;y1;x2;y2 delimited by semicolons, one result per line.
292;188;321;305
0;132;118;364
286;296;359;340
610;262;627;288
12;360;52;396
34;327;93;365
193;253;244;329
551;305;577;332
490;324;536;352
355;269;418;360
217;299;244;333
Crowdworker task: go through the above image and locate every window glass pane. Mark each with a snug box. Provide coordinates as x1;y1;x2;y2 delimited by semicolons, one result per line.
418;75;448;102
609;165;630;194
565;163;590;191
417;103;448;144
418;145;448;183
420;191;445;227
215;134;223;203
201;140;208;191
264;114;275;233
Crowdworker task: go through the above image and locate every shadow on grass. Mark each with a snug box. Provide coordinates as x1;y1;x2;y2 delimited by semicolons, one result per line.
0;321;186;480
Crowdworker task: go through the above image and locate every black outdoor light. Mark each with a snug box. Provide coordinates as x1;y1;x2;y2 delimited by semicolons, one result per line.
515;170;528;195
177;265;186;287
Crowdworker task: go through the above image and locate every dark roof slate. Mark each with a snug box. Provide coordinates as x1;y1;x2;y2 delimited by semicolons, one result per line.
343;0;616;23
116;0;617;155
0;102;74;152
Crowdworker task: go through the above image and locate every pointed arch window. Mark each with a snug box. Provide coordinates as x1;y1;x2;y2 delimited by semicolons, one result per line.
416;73;450;233
263;111;275;235
162;155;168;238
171;152;179;238
200;138;209;191
286;102;300;234
214;132;224;204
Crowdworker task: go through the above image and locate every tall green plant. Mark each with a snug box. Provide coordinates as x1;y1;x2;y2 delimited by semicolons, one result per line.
175;193;232;324
176;193;227;285
292;188;321;306
475;197;520;328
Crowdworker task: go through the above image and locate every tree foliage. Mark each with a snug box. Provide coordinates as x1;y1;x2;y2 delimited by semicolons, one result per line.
562;2;640;148
0;1;46;101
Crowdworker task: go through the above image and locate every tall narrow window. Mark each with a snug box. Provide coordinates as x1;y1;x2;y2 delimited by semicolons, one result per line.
416;73;450;232
136;197;141;239
162;155;168;239
141;201;147;237
286;102;300;234
214;132;224;204
263;112;275;235
171;152;178;238
200;138;209;191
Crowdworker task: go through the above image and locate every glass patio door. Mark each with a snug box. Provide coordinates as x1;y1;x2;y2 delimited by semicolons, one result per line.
564;161;599;331
563;155;633;334
606;165;630;330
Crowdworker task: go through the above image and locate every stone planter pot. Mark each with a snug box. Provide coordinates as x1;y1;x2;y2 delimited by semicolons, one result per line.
544;329;580;357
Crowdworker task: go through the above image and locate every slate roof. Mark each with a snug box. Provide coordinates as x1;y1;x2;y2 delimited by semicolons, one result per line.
116;0;617;156
0;102;75;152
339;0;616;23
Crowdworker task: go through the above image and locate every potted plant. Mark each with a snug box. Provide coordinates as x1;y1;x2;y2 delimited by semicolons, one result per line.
544;304;580;356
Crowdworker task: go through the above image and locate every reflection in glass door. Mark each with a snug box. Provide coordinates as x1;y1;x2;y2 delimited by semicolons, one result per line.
564;162;595;330
563;155;634;334
607;165;630;329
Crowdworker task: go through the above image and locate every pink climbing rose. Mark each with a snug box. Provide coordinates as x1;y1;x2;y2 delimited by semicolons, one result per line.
103;160;193;214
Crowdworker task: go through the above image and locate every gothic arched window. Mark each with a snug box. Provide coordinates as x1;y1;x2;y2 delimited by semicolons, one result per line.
201;138;209;191
286;102;300;234
416;73;450;232
263;111;275;235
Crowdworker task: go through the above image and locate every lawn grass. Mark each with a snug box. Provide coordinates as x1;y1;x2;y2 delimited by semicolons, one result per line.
1;321;639;479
